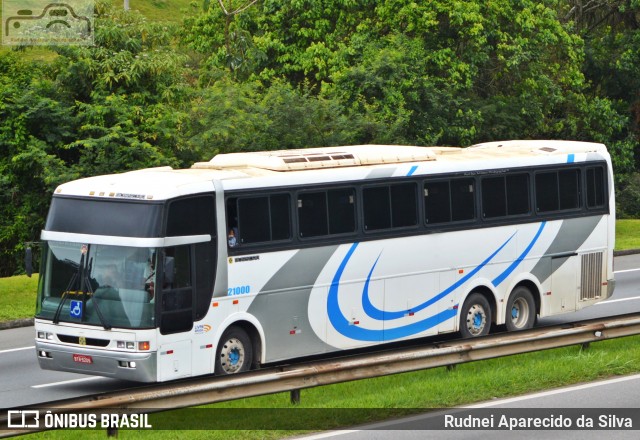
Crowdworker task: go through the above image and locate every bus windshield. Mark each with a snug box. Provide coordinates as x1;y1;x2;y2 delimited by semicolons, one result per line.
36;241;157;329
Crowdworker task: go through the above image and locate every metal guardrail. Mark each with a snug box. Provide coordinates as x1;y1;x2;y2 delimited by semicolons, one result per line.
2;313;640;436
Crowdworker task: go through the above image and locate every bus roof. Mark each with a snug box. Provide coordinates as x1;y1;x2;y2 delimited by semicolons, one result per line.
53;141;608;201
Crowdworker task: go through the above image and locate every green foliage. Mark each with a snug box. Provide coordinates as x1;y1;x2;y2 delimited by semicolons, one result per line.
617;173;640;218
2;0;640;275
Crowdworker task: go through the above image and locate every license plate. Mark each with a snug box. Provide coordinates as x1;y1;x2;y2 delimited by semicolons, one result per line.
73;354;93;364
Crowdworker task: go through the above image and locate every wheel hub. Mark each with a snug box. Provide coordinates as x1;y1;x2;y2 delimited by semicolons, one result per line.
220;338;245;374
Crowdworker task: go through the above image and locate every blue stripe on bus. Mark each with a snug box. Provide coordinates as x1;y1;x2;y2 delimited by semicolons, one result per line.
361;232;516;321
327;242;458;341
407;165;418;176
328;221;549;341
567;154;575;163
491;221;546;287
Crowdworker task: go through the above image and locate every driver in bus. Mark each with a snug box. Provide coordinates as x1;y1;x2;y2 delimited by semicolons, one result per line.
100;264;119;289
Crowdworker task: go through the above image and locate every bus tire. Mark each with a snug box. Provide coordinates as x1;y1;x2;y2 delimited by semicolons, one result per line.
215;326;253;375
460;293;492;338
505;286;536;332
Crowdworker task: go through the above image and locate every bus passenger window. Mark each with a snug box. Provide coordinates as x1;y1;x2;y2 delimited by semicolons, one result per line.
506;174;530;215
270;194;291;240
328;188;356;234
536;169;581;213
391;183;418;227
482;177;506;218
424;181;451;224
425;178;475;224
559;169;580;210
298;188;355;238
451;178;475;222
226;198;239;246
482;174;529;219
298;192;328;237
364;183;417;231
230;194;291;245
535;172;559;212
586;167;605;208
238;197;271;243
363;186;391;230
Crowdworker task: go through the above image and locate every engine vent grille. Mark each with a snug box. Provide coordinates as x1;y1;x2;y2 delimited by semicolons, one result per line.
580;252;603;301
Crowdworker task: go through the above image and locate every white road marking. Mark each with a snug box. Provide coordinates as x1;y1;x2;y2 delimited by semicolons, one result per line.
32;376;102;389
595;296;640;305
0;346;34;354
466;373;640;408
614;268;640;274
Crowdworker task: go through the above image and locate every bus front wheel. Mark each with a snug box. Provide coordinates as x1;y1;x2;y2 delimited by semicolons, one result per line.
460;293;492;338
215;326;253;375
505;286;536;332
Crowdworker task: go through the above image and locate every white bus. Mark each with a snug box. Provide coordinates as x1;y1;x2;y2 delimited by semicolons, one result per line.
34;140;615;382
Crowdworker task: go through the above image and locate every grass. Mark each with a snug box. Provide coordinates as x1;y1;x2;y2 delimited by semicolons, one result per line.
15;334;640;438
0;274;38;321
615;219;640;251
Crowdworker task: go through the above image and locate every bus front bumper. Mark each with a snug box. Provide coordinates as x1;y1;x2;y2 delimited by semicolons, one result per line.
36;341;157;382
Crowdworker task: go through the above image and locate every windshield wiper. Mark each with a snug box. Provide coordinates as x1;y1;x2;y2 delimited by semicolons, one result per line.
52;258;79;325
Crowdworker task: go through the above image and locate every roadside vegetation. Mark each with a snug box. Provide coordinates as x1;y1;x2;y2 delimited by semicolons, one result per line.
2;0;640;277
0;275;37;321
615;219;640;251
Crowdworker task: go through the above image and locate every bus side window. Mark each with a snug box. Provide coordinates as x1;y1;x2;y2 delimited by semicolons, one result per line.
451;178;475;221
232;194;291;245
586;166;605;208
226;197;238;246
298;192;328;237
425;181;451;224
328;188;356;234
364;183;417;231
425;178;475;224
298;188;356;238
536;168;581;213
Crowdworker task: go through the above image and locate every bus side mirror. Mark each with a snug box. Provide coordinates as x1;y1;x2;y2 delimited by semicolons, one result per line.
163;256;175;285
25;247;33;278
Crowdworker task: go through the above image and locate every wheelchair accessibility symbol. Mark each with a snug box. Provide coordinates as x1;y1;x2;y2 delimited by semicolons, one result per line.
70;300;83;319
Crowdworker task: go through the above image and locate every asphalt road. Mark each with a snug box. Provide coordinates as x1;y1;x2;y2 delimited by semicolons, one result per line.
1;254;639;410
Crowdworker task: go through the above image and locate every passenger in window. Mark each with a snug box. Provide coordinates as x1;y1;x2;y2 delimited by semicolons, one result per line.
228;227;239;247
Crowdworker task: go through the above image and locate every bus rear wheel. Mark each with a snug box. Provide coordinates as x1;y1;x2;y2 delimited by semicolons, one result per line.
215;326;253;375
505;286;536;332
460;293;492;338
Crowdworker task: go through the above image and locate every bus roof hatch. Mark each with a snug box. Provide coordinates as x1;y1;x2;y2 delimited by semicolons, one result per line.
192;145;437;172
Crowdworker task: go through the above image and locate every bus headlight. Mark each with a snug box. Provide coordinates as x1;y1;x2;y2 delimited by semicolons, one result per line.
37;331;53;340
